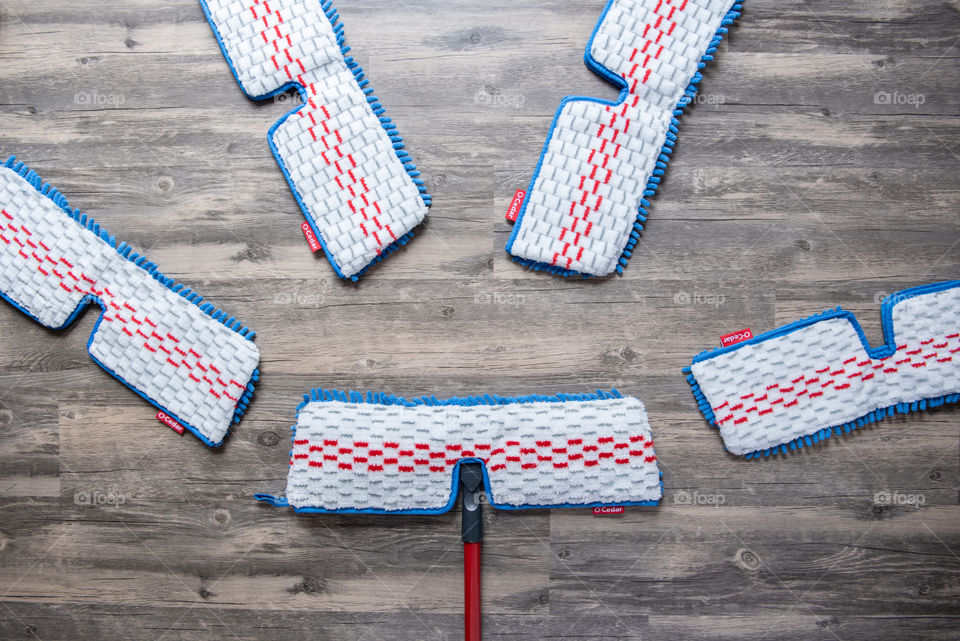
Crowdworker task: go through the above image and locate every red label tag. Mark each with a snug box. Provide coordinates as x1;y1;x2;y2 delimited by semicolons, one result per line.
592;506;625;515
505;189;525;222
301;222;321;253
720;328;753;347
156;410;185;434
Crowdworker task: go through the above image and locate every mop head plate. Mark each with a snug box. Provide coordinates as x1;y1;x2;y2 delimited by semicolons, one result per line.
200;0;430;280
684;281;960;457
0;156;260;447
257;389;663;513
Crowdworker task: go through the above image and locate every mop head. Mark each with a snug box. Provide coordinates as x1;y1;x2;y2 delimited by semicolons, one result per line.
200;0;430;280
506;0;742;276
256;389;663;513
684;281;960;457
0;157;260;447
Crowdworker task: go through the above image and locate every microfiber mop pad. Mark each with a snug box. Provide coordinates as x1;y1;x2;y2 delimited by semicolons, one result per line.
506;0;742;276
256;389;663;513
684;281;960;457
200;0;430;280
0;156;260;446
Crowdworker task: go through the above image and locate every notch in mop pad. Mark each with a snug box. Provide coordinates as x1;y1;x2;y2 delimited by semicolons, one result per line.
684;281;960;458
0;156;260;447
256;389;662;513
506;0;742;276
199;0;430;280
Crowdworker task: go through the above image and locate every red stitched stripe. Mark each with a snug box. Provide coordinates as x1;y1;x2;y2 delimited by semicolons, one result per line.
548;0;688;270
253;2;391;258
287;431;657;473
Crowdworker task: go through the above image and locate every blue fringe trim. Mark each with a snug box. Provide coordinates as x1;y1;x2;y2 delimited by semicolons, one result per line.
508;0;743;277
294;387;624;416
1;155;260;428
232;368;260;424
683;366;719;427
615;1;744;275
341;228;416;283
306;0;430;281
509;254;590;277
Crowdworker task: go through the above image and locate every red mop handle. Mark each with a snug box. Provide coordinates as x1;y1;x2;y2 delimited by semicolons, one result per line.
460;463;484;641
464;541;481;641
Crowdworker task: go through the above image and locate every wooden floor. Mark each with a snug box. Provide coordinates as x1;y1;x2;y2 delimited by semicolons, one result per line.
1;0;959;639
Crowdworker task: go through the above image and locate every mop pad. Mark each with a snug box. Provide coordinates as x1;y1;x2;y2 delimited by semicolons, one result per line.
200;0;430;280
684;281;960;457
255;389;662;513
506;0;742;276
0;157;260;447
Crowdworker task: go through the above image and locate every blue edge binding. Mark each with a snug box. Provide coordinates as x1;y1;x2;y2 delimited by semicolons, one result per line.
682;280;960;459
255;388;664;515
198;0;431;282
0;155;260;448
505;0;743;277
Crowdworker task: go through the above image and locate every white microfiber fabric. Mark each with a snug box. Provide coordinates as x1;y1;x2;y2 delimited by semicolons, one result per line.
685;281;960;457
200;0;430;280
256;390;662;513
506;0;741;276
0;157;260;447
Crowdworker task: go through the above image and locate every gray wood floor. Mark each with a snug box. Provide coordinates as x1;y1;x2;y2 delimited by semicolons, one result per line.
1;0;959;639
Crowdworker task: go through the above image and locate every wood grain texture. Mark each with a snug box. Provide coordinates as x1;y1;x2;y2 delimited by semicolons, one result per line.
1;0;958;639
